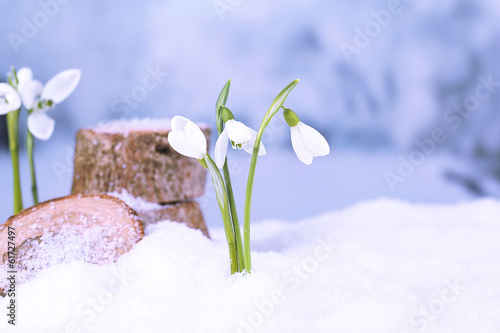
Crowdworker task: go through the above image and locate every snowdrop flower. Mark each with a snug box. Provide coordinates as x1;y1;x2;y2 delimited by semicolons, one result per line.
24;68;81;140
214;107;266;168
283;108;330;165
0;83;21;115
168;116;208;160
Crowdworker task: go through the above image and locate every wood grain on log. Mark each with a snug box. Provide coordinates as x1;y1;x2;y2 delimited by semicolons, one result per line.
0;194;144;296
71;127;210;203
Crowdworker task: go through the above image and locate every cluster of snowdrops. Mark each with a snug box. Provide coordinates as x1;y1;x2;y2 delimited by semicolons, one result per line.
1;70;329;274
167;79;330;274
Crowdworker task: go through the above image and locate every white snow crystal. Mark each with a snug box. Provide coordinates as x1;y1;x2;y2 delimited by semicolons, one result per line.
107;189;164;212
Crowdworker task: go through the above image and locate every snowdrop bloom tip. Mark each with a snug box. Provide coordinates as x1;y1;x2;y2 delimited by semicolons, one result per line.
168;116;208;160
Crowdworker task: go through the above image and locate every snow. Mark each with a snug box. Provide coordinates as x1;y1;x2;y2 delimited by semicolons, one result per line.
2;199;500;332
92;118;172;135
91;117;209;136
1;227;118;289
108;189;164;212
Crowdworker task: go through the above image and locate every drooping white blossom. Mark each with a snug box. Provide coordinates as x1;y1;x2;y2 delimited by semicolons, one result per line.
167;116;208;159
214;119;266;168
283;107;329;165
290;122;330;165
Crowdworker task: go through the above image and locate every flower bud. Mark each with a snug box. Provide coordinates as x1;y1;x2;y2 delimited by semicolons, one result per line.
221;106;235;123
283;108;300;127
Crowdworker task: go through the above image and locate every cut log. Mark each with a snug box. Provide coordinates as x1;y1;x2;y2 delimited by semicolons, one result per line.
139;201;209;238
0;194;144;296
71;119;210;204
108;190;210;238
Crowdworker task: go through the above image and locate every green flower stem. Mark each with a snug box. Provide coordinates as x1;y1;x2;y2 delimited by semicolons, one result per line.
204;154;240;274
223;161;246;271
6;109;23;215
214;78;247;271
26;110;39;205
243;79;300;270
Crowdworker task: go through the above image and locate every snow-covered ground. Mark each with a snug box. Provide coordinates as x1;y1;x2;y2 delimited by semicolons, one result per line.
1;199;500;332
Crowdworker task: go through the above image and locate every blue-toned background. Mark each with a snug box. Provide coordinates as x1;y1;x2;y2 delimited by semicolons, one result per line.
1;0;500;226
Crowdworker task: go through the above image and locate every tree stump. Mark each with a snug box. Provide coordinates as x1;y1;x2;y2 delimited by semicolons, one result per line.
71;119;211;236
138;201;208;237
107;189;209;237
0;194;144;296
71;119;210;204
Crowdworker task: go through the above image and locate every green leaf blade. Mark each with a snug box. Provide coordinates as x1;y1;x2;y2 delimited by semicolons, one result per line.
215;79;231;135
263;78;300;126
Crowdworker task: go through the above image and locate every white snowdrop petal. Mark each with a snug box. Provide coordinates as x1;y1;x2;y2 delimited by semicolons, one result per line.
290;126;313;165
27;111;56;140
0;83;21;115
168;130;200;159
170;115;190;131
214;128;229;168
17;67;33;83
298;122;330;157
168;116;207;159
41;69;81;104
242;129;266;156
184;121;207;158
16;67;42;109
226;120;253;143
18;80;43;110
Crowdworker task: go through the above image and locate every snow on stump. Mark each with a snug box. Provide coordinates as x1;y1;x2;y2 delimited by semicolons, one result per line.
71;118;210;204
0;194;144;296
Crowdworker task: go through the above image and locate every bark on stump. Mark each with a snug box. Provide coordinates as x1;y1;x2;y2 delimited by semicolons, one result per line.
71;121;210;236
71;126;210;204
137;201;209;238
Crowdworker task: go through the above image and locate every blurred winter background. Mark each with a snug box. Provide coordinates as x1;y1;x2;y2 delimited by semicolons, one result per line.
1;0;500;227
